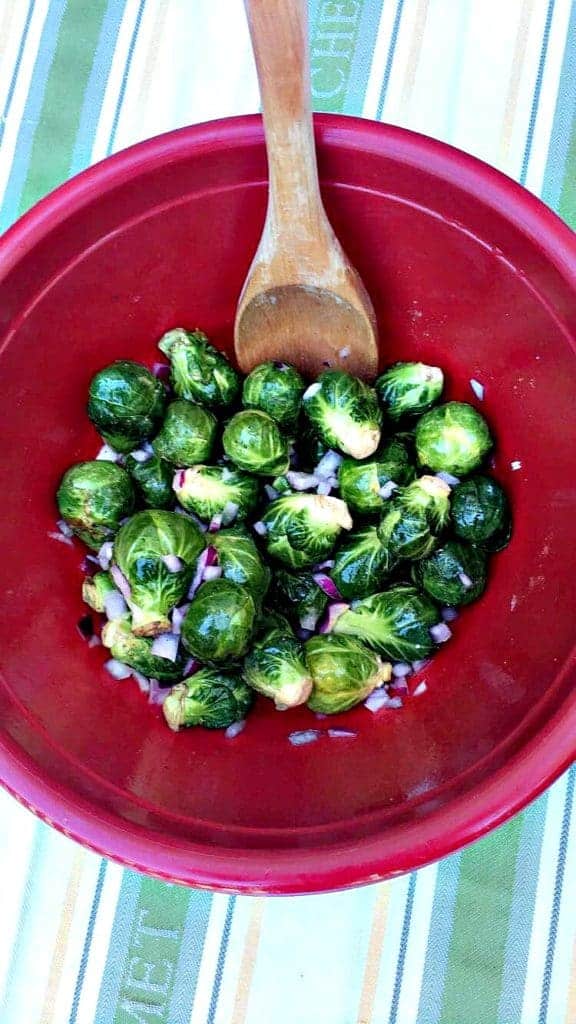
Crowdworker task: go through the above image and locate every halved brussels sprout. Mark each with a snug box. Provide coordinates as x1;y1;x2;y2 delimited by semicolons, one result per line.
82;571;116;613
56;460;135;549
181;579;256;661
412;540;487;606
222;410;290;476
273;569;328;629
305;634;391;714
244;634;312;708
211;527;271;605
333;584;439;661
338;435;415;516
158;328;240;409
173;465;260;522
331;526;393;601
261;493;353;569
415;401;493;476
302;370;382;459
163;668;254;730
102;616;186;682
113;510;205;635
152;400;217;467
125;452;173;509
450;475;511;551
242;361;305;430
375;362;444;420
377;505;436;561
87;360;167;454
395;475;451;532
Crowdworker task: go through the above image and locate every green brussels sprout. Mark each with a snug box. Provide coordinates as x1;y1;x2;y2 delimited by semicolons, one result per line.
242;361;305;430
375;362;444;420
222;410;290;476
158;328;240;409
395;475;451;532
273;569;327;629
377;505;436;561
333;584;439;661
305;634;391;714
338;435;415;516
82;571;116;612
87;360;166;453
181;579;256;661
261;494;353;569
152;400;217;467
254;609;294;642
56;460;135;549
211;527;271;605
302;370;382;459
173;465;260;522
102;617;186;683
412;540;488;606
450;475;511;551
415;401;493;476
163;668;254;730
114;510;205;635
244;634;312;708
331;526;393;601
125;453;173;509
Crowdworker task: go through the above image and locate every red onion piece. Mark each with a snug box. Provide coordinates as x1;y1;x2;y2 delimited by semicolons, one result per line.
315;450;343;479
392;662;412;678
430;622;452;643
202;565;222;582
184;657;201;676
299;611;320;631
389;679;409;696
253;521;267;536
441;606;459;622
318;602;350;634
130;448;152;463
313;573;342;601
286;471;319;491
364;688;403;712
110;564;131;600
188;546;218;598
48;530;74;546
221;501;239;525
171;603;190;635
303;382;322;401
314;559;334;571
316;480;332;496
264;484;279;501
458;572;473;589
162;554;183;573
327;728;356;738
131;670;150;693
413;681;428;697
296;626;314;640
98;541;114;570
436;471;460;487
288;729;320;746
96;443;121;463
56;519;74;538
148;678;169;705
105;659;132;680
469;378;485;400
153;362;170;380
378;481;397;499
208;513;222;532
225;720;246;739
150;633;180;662
104;591;128;621
87;634;101;648
412;658;430;673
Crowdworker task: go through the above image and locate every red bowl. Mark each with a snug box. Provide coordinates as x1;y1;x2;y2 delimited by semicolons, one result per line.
1;115;576;894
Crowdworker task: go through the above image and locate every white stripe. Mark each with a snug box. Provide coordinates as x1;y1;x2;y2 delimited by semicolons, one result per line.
0;793;37;1008
210;898;258;1024
188;894;233;1024
90;0;144;163
520;772;568;1024
51;851;105;1023
0;0;32;111
362;0;402;119
74;861;124;1024
369;872;413;1020
393;862;439;1024
504;0;556;183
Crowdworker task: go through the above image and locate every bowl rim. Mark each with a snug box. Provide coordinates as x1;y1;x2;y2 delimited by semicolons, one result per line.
1;113;576;894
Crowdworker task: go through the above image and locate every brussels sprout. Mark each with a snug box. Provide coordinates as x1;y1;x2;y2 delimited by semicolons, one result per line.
173;465;260;522
338;435;415;516
158;328;240;409
222;410;290;476
87;360;166;453
375;362;444;420
331;526;393;601
395;475;451;532
114;510;205;635
261;494;353;569
244;634;312;708
163;668;254;730
450;475;511;551
152;400;217;467
302;370;382;459
254;609;294;642
82;571;116;612
102;617;186;683
181;579;256;661
415;401;493;476
333;584;439;661
412;540;487;606
377;505;436;561
242;361;306;430
211;527;271;605
125;453;173;509
56;460;135;549
273;569;327;629
305;634;391;714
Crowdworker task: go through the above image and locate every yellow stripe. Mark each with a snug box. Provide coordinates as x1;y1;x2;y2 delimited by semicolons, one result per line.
356;882;392;1024
125;0;172;141
397;0;430;117
230;898;265;1024
499;0;536;163
38;849;85;1024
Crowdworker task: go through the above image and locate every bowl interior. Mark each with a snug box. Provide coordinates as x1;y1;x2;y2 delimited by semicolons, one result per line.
1;118;576;890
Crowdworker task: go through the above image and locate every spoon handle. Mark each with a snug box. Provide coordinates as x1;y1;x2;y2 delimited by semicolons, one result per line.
244;0;324;240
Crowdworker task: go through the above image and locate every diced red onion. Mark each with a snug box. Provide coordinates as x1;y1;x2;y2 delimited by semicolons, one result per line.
184;657;200;676
110;564;131;600
316;480;332;496
104;590;128;621
364;688;403;712
188;546;218;598
328;728;356;738
441;606;459;622
318;602;350;634
315;450;343;479
315;712;327;720
150;633;180;662
299;611;320;631
225;720;246;739
105;658;132;680
288;729;320;746
413;681;428;697
130;448;152;463
171;603;190;634
202;565;222;582
98;541;114;570
208;513;222;532
296;626;314;640
56;518;74;538
338;346;351;359
131;670;150;693
96;443;121;462
303;382;322;401
430;622;452;643
378;481;397;499
162;554;183;573
470;378;485;400
222;501;239;525
313;572;342;600
48;530;74;546
253;521;267;536
148;678;169;705
152;362;170;380
392;662;412;677
286;471;319;491
436;471;460;486
412;658;430;673
511;460;522;471
314;559;334;571
88;634;101;648
458;572;473;589
389;679;409;696
264;484;279;501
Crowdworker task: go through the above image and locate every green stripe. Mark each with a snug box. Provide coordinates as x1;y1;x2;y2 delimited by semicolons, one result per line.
18;0;109;216
309;0;366;112
557;118;576;228
439;815;524;1024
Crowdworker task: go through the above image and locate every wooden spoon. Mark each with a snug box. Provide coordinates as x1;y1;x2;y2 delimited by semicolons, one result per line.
235;0;379;380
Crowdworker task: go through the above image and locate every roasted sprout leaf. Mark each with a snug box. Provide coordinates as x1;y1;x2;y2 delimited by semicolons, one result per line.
57;460;135;549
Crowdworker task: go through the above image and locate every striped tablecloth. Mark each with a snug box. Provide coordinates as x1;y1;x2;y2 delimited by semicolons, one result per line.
1;2;575;1022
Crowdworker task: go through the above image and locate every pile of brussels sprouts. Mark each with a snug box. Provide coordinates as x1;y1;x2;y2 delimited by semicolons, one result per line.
55;327;511;736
